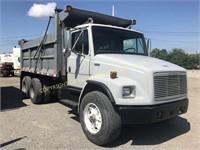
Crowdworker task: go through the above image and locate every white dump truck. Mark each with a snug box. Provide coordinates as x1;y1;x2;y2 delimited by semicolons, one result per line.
19;5;188;145
0;48;20;77
0;53;14;77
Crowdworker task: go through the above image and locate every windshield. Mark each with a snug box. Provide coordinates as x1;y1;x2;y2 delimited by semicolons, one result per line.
92;26;147;56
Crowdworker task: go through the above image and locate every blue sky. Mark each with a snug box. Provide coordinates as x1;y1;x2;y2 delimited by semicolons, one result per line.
0;0;199;53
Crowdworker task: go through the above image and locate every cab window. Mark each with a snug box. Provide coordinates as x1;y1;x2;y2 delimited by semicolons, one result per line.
72;30;89;55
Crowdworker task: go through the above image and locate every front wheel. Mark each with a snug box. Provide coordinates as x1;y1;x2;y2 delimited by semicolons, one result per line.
80;91;121;145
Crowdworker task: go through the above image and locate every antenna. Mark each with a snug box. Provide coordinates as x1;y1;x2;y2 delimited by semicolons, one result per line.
112;5;115;16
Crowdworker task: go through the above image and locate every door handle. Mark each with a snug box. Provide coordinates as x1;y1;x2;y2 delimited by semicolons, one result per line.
68;66;71;73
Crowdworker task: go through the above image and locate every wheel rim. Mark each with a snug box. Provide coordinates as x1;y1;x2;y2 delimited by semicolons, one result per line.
84;103;102;134
30;86;34;100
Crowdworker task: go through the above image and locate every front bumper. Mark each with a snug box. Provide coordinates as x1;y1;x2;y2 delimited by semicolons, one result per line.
119;99;188;124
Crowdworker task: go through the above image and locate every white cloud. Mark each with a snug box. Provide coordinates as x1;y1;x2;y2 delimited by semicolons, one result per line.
27;2;57;18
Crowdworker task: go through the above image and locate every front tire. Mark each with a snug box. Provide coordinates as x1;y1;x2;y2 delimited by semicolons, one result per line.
80;91;121;145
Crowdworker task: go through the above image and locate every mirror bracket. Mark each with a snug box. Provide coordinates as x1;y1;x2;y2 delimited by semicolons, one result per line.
63;48;71;57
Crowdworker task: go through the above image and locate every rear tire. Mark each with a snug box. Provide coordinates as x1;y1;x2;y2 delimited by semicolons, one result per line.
42;80;51;103
22;76;31;98
2;71;9;77
11;72;14;76
80;91;121;145
30;78;42;104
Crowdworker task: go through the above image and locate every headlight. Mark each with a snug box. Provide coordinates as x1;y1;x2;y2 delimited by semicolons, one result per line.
122;86;136;98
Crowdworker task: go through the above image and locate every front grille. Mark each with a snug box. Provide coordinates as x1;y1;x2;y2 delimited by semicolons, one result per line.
154;72;187;101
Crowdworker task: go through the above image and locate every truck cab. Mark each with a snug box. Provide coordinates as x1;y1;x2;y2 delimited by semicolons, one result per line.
60;22;188;144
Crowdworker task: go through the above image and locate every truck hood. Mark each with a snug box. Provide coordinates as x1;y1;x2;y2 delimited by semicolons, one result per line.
93;54;186;73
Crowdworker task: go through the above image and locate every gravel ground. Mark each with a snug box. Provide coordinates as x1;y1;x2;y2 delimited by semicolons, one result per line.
0;71;200;150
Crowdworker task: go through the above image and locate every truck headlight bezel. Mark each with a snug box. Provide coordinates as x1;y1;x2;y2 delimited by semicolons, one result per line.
122;86;136;98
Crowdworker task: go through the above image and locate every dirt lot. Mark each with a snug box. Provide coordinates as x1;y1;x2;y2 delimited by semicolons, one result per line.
0;70;200;150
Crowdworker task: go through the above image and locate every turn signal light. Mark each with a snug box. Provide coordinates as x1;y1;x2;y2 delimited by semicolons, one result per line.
131;19;136;25
110;71;117;79
65;5;72;11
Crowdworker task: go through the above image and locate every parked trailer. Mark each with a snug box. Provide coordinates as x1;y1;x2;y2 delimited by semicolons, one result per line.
19;5;189;145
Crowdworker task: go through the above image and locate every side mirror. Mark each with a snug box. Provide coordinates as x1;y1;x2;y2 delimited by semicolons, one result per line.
63;48;71;57
146;38;151;57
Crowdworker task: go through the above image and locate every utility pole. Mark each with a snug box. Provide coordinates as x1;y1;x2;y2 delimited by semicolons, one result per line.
112;5;115;16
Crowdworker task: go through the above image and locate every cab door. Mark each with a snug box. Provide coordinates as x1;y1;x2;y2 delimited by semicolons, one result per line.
67;29;90;88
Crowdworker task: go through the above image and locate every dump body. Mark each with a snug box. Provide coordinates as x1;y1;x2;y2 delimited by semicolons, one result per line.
20;33;62;77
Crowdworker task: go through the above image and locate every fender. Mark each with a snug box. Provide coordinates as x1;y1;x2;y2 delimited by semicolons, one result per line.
78;75;137;113
82;80;115;102
78;79;116;113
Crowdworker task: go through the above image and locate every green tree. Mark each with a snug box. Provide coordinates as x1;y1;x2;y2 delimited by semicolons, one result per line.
187;53;200;69
151;48;199;69
151;48;168;61
151;48;161;58
159;49;168;61
168;48;188;68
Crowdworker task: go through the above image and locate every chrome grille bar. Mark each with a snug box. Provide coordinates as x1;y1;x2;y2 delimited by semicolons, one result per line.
154;72;187;101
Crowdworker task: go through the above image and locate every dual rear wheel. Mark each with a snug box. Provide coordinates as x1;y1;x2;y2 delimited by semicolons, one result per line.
22;76;51;104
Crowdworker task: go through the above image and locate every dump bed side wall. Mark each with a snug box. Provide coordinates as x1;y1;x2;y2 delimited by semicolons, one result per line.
20;12;63;78
20;32;61;77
